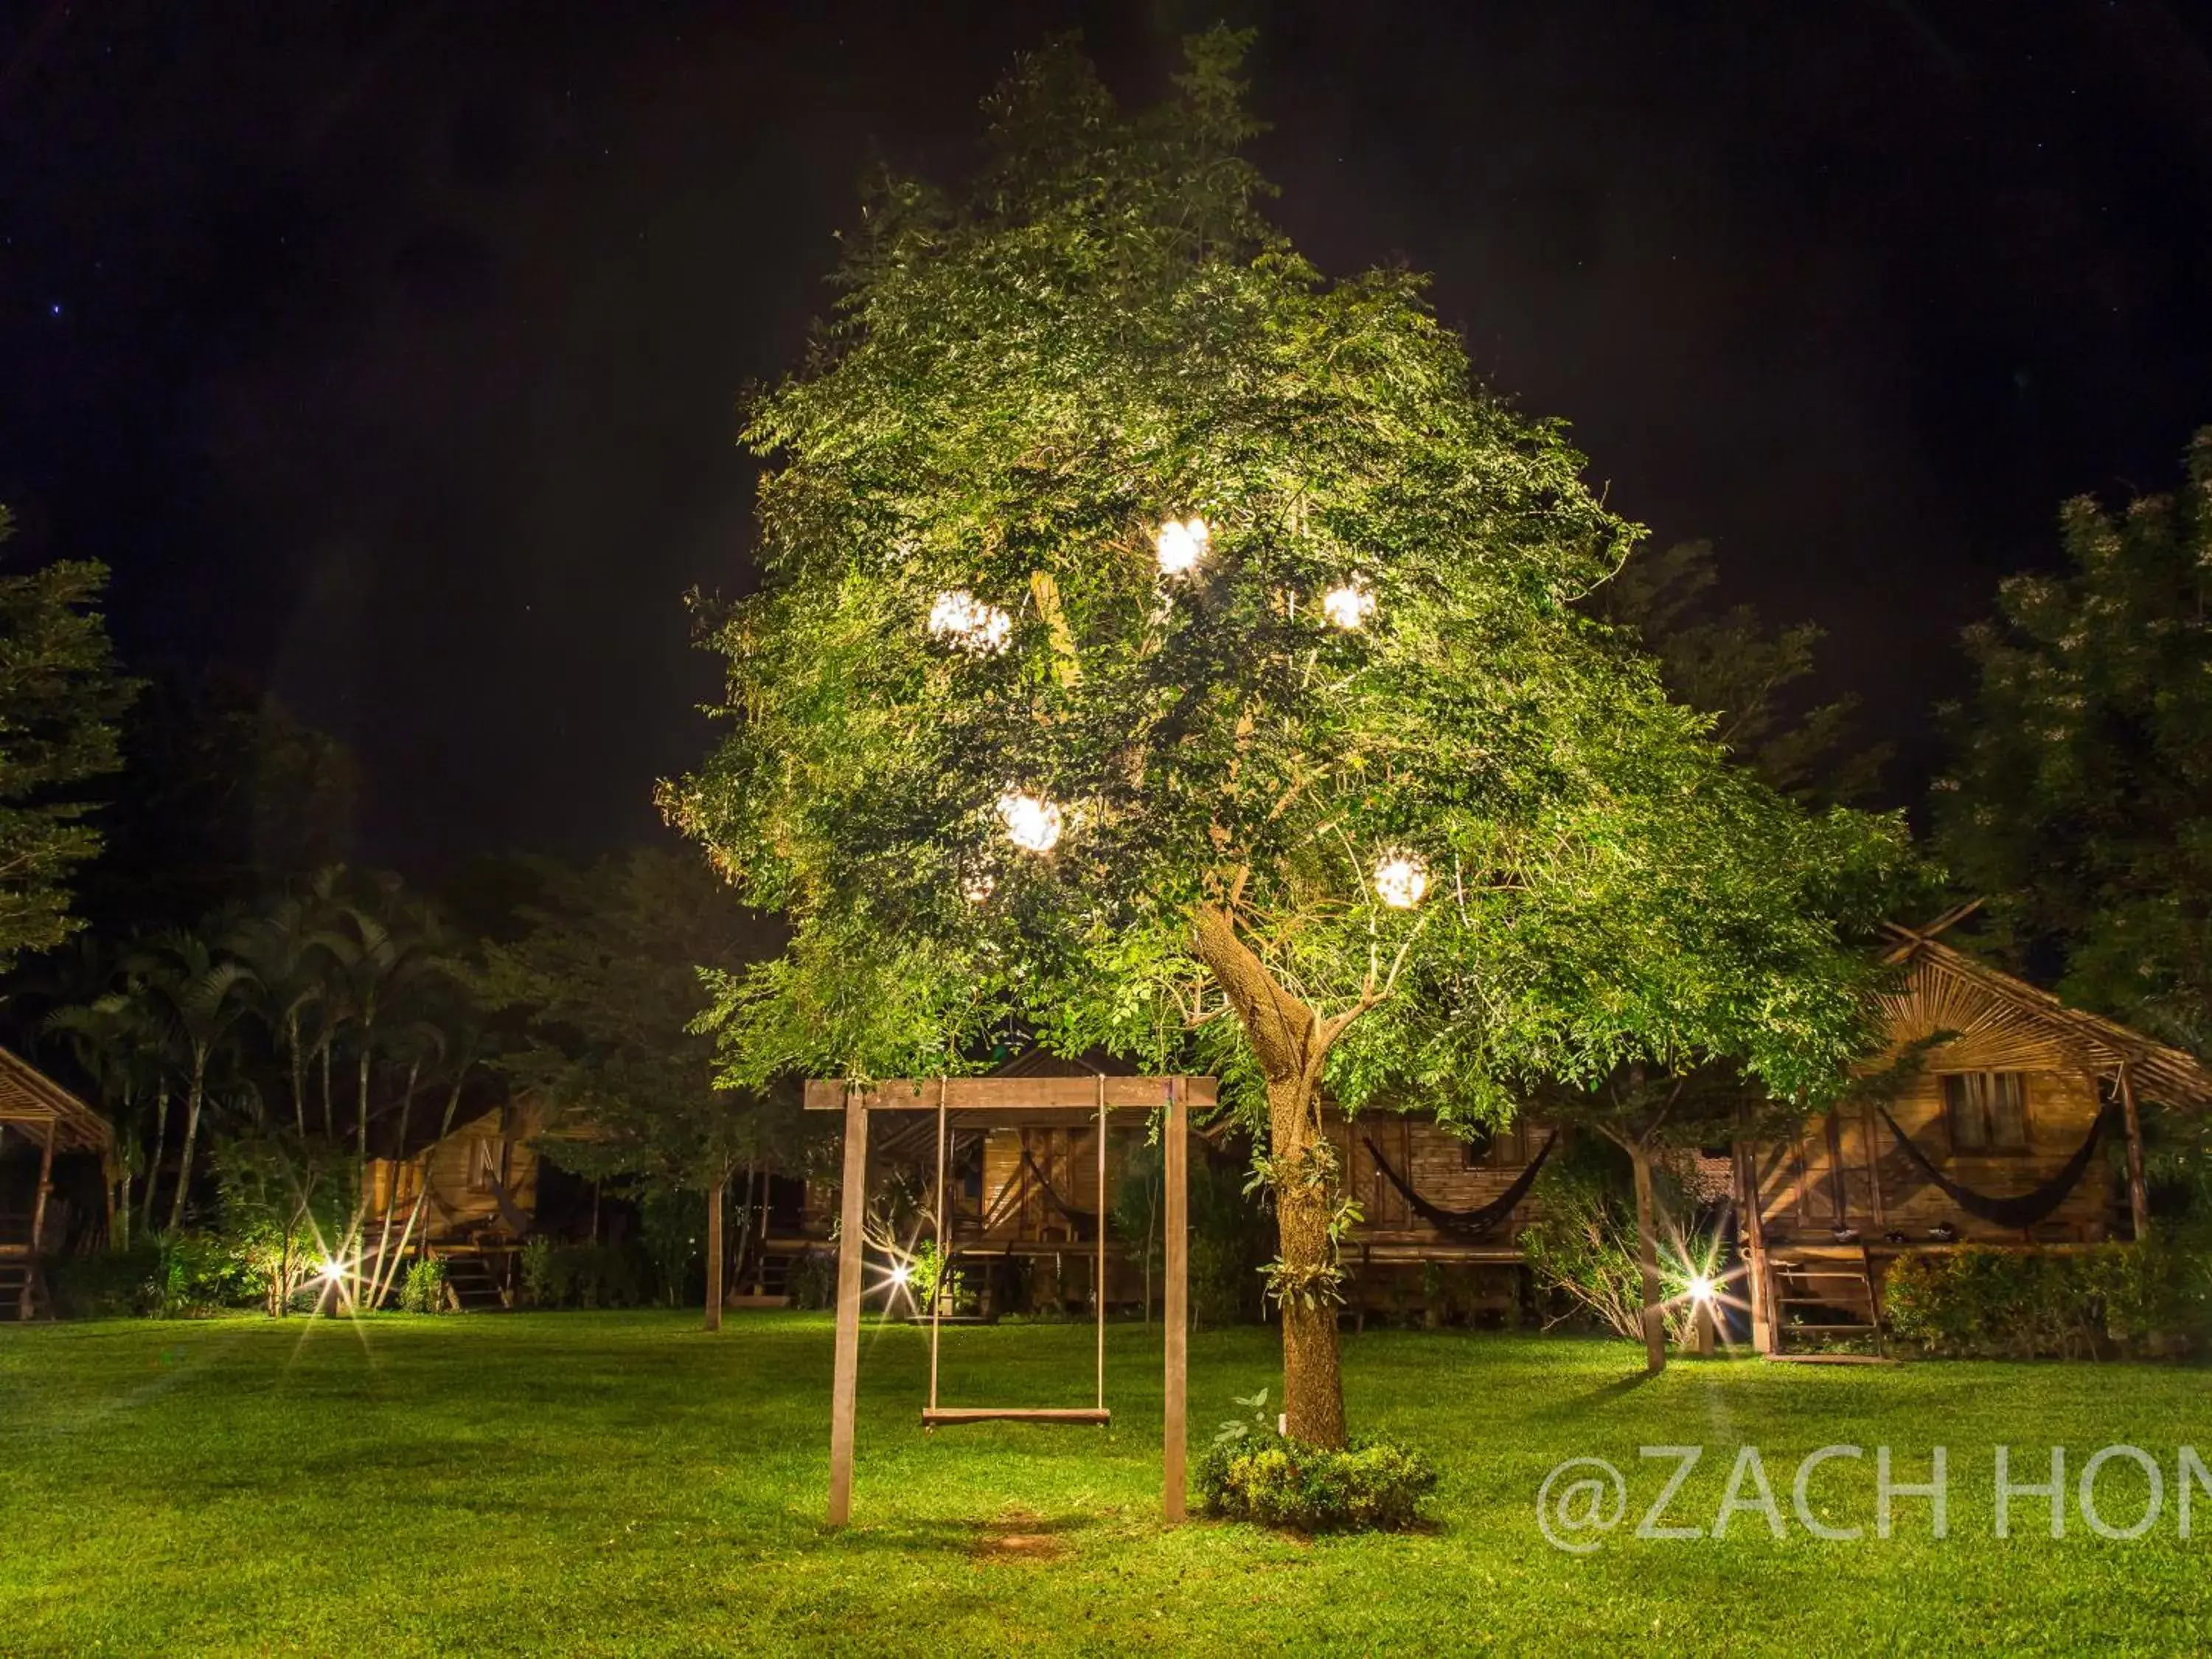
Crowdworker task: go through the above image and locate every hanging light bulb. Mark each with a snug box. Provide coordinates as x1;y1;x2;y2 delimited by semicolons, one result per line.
1321;577;1377;631
996;790;1064;853
1372;850;1430;909
1154;515;1210;577
927;589;1012;653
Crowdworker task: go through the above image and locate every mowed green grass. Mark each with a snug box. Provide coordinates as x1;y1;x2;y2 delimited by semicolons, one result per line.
3;1312;2209;1657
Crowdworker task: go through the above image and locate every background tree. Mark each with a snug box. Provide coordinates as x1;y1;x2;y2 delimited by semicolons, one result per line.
483;846;801;1331
1585;539;1890;805
672;35;1910;1443
1935;428;2212;1032
0;504;136;973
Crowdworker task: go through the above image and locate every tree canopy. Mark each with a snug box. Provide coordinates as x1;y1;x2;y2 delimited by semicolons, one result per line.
0;505;136;973
671;33;1911;1439
1935;426;2212;1037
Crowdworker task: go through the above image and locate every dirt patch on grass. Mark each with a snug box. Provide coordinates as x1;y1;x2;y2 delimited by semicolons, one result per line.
973;1507;1071;1563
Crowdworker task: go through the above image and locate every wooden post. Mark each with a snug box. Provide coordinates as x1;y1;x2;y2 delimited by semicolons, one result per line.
2118;1062;2152;1242
704;1175;726;1332
1632;1143;1666;1374
826;1088;870;1527
1163;1078;1189;1523
25;1125;55;1320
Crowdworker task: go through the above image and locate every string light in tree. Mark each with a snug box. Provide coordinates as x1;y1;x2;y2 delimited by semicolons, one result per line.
1321;577;1377;631
995;790;1064;853
1153;515;1211;577
927;589;1012;653
1372;849;1430;909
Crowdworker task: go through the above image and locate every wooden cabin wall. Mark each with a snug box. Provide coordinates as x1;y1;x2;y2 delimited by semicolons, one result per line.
1329;1113;1548;1253
366;1105;542;1245
1752;1068;2115;1245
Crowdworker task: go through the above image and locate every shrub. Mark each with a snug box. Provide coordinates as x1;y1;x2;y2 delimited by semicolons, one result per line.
516;1242;646;1309
519;1236;559;1307
1883;1242;2207;1359
399;1258;449;1314
1196;1431;1439;1532
153;1231;259;1316
48;1243;164;1318
787;1248;837;1311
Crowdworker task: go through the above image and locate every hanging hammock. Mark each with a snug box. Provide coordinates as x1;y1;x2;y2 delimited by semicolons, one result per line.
1018;1145;1098;1239
1362;1132;1557;1239
1875;1106;2114;1230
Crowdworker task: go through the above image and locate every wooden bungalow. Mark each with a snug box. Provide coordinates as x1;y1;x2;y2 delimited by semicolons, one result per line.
0;1045;111;1320
1742;919;2212;1353
361;1096;545;1308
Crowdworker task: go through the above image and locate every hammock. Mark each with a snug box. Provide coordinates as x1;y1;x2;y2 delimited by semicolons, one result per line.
1875;1106;2113;1230
1362;1132;1557;1239
1018;1145;1098;1239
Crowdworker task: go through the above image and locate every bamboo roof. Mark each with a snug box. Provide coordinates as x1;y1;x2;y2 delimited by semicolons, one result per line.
0;1045;111;1152
1877;924;2212;1110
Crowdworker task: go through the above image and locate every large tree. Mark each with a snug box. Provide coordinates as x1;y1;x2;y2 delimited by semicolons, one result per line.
1935;428;2212;1034
0;506;136;972
672;35;1908;1443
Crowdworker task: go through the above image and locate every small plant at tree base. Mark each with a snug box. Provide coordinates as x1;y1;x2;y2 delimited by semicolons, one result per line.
399;1258;448;1315
1196;1385;1438;1533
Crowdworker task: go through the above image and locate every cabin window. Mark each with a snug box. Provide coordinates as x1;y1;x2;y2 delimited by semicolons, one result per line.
1461;1123;1523;1168
468;1137;501;1192
1943;1071;2029;1152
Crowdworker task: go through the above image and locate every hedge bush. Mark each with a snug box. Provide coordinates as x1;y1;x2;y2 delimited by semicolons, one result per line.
1195;1432;1439;1531
1882;1242;2208;1359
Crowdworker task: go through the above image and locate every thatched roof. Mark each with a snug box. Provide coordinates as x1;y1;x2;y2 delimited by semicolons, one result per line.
0;1046;111;1152
1878;924;2212;1110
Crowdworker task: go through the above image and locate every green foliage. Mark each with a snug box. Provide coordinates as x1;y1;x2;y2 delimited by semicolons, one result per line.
482;848;811;1207
46;1242;165;1318
398;1258;449;1314
150;1231;261;1317
1587;539;1890;804
673;30;1910;1133
786;1247;838;1312
1195;1397;1440;1532
1518;1134;1711;1342
518;1241;647;1310
0;507;137;969
213;1130;355;1316
1882;1242;2209;1359
1935;428;2212;1031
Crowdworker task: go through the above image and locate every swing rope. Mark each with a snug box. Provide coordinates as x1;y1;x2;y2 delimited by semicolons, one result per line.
923;1074;1111;1427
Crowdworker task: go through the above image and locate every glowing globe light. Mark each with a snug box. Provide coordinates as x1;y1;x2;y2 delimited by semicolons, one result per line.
927;589;1012;653
1154;515;1210;577
996;790;1064;853
891;1263;911;1287
1321;578;1377;631
319;1258;344;1283
1372;851;1430;910
1688;1274;1717;1304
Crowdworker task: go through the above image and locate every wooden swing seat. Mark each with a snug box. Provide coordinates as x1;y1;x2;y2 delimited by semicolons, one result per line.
921;1407;1112;1427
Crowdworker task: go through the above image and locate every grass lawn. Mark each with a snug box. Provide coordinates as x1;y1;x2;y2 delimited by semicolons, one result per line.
4;1311;2209;1655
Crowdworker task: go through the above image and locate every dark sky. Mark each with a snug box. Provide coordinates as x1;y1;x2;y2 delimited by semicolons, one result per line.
4;1;2210;875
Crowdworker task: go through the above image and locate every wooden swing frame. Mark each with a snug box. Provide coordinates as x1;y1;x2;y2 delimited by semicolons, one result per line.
804;1073;1210;1527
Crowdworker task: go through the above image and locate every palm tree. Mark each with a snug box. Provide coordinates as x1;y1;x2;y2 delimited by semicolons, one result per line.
315;883;448;1192
227;885;336;1139
43;989;155;1249
131;927;257;1232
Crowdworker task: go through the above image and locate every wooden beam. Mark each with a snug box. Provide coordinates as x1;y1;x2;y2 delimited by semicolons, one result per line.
2118;1062;2152;1240
23;1127;54;1320
826;1086;869;1527
804;1076;1218;1114
1163;1077;1189;1524
921;1407;1111;1426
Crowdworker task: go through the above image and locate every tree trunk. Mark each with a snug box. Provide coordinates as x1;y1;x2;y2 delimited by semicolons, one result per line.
1267;1073;1347;1447
320;1042;334;1138
288;1014;307;1139
143;1082;170;1234
1632;1144;1666;1374
704;1176;726;1332
167;1051;210;1233
1191;903;1353;1449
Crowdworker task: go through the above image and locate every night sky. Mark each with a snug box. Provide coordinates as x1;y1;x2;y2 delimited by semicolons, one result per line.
4;1;2209;876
